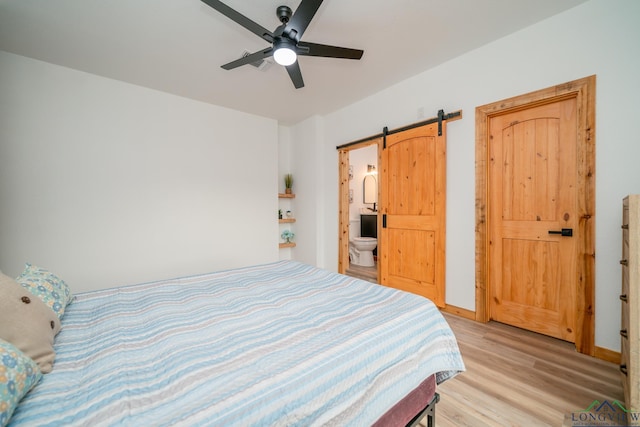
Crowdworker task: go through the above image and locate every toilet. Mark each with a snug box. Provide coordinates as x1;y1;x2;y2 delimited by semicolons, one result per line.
349;237;378;267
349;218;378;267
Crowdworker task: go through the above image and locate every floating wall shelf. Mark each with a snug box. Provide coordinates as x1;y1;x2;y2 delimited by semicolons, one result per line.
279;192;296;250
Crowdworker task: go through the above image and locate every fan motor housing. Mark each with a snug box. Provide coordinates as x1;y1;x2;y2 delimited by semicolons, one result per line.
276;5;292;24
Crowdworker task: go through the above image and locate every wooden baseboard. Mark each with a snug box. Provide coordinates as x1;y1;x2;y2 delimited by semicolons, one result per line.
441;304;476;320
594;346;621;364
442;305;621;365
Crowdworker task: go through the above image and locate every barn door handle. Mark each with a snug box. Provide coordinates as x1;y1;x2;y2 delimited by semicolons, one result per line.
548;228;573;237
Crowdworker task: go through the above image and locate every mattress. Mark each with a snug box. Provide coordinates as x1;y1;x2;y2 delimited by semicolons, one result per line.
10;261;464;426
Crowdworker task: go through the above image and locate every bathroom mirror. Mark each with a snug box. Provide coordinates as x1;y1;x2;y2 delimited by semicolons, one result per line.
363;175;377;205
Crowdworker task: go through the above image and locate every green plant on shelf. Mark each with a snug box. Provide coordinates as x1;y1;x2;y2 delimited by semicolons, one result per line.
284;174;293;194
281;230;294;243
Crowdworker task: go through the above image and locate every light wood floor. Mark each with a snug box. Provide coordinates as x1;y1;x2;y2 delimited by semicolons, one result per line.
427;314;624;427
345;263;377;283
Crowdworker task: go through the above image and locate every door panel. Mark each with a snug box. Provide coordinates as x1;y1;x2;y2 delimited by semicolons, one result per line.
489;98;577;342
502;238;559;310
387;229;435;283
387;134;436;216
380;123;446;306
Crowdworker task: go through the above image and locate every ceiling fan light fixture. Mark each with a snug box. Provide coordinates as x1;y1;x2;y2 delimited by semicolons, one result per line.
202;0;364;89
273;39;297;66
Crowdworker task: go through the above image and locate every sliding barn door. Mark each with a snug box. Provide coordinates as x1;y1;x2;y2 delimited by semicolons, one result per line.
380;122;446;307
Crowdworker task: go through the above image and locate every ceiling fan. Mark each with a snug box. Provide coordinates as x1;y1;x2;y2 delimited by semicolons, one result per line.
201;0;364;89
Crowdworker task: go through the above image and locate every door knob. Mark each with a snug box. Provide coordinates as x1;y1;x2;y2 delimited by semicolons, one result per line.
548;228;573;237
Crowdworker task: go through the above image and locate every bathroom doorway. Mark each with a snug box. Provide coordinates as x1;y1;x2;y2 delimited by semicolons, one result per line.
337;137;381;283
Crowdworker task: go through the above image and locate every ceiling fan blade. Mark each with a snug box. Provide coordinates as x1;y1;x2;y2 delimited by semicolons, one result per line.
285;62;305;89
297;42;364;60
200;0;274;43
285;0;323;42
221;48;273;70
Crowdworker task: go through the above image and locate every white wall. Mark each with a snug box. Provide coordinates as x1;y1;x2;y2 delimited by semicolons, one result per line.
289;115;326;267
291;0;640;352
0;51;279;292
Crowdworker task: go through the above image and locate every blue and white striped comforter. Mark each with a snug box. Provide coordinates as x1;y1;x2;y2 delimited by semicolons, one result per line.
11;261;464;426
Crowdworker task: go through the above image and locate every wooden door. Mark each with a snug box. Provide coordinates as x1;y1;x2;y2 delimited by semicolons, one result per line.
380;122;446;307
488;98;578;342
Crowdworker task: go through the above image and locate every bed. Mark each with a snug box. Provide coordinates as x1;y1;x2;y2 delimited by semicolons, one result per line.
4;260;464;426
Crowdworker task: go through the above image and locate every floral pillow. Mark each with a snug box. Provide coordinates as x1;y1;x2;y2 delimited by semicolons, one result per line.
16;264;73;321
0;272;60;374
0;339;42;427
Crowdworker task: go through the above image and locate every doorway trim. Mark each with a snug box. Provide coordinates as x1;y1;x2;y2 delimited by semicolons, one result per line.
475;75;596;355
337;137;382;275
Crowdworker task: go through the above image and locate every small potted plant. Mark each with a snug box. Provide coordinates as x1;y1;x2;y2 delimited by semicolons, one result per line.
284;174;293;194
281;229;295;244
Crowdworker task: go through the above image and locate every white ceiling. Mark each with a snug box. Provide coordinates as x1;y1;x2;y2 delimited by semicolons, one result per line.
0;0;587;125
